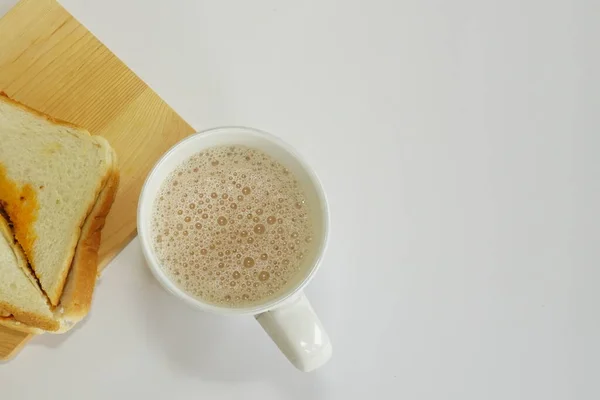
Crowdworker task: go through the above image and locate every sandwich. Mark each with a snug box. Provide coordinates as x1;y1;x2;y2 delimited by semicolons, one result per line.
0;93;119;332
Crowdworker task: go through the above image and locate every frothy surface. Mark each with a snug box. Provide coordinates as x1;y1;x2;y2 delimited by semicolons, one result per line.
151;145;315;307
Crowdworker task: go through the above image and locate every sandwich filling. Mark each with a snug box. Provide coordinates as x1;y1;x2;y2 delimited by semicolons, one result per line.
0;163;39;265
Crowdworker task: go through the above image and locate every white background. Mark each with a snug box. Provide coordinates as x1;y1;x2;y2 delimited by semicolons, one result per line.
1;0;598;399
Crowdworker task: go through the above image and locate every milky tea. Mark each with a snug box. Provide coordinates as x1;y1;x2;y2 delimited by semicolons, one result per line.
150;145;317;307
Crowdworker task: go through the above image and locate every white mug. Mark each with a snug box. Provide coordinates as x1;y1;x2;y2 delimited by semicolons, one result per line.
137;126;332;372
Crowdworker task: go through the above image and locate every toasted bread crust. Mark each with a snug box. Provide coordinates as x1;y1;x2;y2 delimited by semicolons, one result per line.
59;149;119;322
0;301;57;332
0;316;44;334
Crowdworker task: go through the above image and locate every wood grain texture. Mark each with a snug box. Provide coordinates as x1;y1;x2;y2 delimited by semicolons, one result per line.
0;324;32;361
0;0;194;360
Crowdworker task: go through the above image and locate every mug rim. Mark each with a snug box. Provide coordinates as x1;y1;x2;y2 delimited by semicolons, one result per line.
137;126;330;316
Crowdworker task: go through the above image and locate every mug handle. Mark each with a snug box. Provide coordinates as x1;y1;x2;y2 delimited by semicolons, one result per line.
255;292;332;372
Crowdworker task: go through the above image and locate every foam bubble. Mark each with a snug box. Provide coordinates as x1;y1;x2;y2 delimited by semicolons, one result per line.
150;145;315;308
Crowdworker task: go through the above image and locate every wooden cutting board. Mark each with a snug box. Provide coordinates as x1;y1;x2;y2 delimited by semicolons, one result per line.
0;0;195;360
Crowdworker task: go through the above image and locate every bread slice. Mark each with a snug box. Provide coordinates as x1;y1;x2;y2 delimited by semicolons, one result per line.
0;212;59;331
57;148;119;326
0;93;115;306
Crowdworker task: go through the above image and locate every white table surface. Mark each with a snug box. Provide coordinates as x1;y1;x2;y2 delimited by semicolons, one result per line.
1;0;598;398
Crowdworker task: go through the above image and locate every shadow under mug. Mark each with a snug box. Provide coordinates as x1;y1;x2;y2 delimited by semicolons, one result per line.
137;126;332;372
